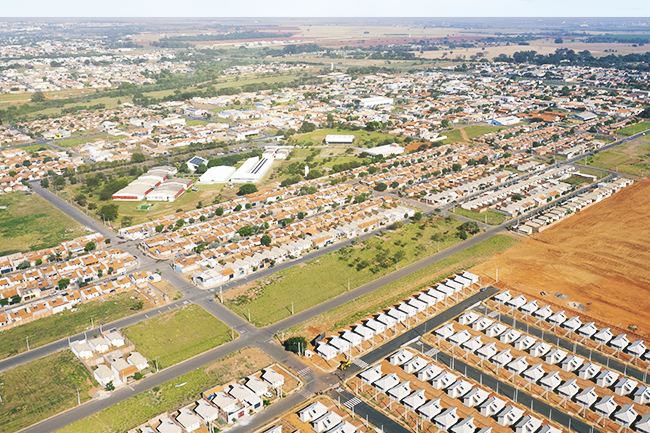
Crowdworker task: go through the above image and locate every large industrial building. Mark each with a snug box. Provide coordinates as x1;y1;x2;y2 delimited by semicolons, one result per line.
358;96;394;108
146;178;193;202
230;156;273;183
112;166;178;201
198;166;236;184
366;143;405;157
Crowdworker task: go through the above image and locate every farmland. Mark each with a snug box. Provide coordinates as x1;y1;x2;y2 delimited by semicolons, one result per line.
0;192;88;256
0;351;97;433
0;292;150;360
472;179;650;337
123;305;234;369
57;347;272;433
225;216;480;326
288;234;520;341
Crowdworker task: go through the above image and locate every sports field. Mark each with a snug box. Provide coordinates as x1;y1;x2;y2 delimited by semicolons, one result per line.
472;179;650;337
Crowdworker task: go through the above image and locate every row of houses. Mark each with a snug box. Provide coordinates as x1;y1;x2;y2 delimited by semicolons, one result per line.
127;367;287;433
438;309;649;430
516;178;633;235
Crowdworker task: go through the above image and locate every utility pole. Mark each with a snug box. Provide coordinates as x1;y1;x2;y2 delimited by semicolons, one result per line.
291;302;294;315
26;336;30;351
76;388;81;406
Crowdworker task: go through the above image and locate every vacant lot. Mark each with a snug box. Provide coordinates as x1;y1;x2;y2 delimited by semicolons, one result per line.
586;136;650;177
453;207;507;226
0;292;149;360
0;351;97;433
616;122;650;136
0;192;87;255
57;347;273;433
289;234;519;340
294;127;395;148
226;216;478;326
123;305;233;369
473;179;650;337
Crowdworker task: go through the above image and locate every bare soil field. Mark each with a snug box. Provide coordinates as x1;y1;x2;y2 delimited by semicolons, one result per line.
472;179;650;337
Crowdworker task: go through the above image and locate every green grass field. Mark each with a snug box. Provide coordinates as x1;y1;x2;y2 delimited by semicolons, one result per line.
123;305;234;369
289;234;520;340
186;119;211;126
463;125;505;139
0;293;149;360
226;216;471;326
616;122;650;136
294;128;395;147
0;351;97;433
18;144;51;153
57;347;272;433
584;137;650;177
452;207;508;225
0;192;87;256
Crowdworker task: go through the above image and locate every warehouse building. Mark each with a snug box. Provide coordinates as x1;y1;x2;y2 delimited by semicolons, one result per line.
113;167;177;201
358;96;394;108
230;157;273;183
366;143;405;157
199;166;236;184
147;178;193;202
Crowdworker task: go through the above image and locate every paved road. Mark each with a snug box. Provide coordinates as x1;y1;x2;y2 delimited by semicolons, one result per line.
412;340;604;433
329;388;412;433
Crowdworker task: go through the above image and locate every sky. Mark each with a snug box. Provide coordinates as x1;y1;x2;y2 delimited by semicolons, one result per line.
2;0;649;18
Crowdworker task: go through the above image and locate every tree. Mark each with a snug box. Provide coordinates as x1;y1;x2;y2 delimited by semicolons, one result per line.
237;184;258;196
441;118;450;128
131;153;145;163
108;267;114;275
35;259;42;266
31;91;46;102
57;278;71;290
17;260;30;270
215;207;224;216
133;372;143;380
413;212;423;221
554;37;564;44
261;234;272;247
105;381;115;391
452;163;462;172
238;226;254;237
84;241;96;252
459;221;480;235
0;298;8;306
99;204;119;221
155;224;165;233
176;218;185;227
297;211;306;220
40;178;49;188
374;182;388;192
283;336;308;355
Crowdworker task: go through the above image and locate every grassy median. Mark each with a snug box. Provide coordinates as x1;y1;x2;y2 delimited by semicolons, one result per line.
288;234;520;340
225;216;469;326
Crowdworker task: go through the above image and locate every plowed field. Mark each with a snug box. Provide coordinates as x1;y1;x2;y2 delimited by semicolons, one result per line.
471;179;650;337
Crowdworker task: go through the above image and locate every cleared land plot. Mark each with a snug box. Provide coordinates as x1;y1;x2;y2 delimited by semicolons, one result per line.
185;119;210;126
122;305;233;369
616;122;650;136
472;179;650;337
226;216;477;326
0;351;97;433
0;292;150;361
18;144;51;153
57;347;272;433
463;124;506;139
586;135;650;177
0;192;87;256
289;234;519;341
452;206;507;226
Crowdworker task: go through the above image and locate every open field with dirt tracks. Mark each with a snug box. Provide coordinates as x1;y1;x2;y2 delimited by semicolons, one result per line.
472;179;650;337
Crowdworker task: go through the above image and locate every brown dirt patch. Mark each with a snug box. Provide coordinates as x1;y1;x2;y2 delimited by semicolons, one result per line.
203;346;272;375
472;179;650;337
